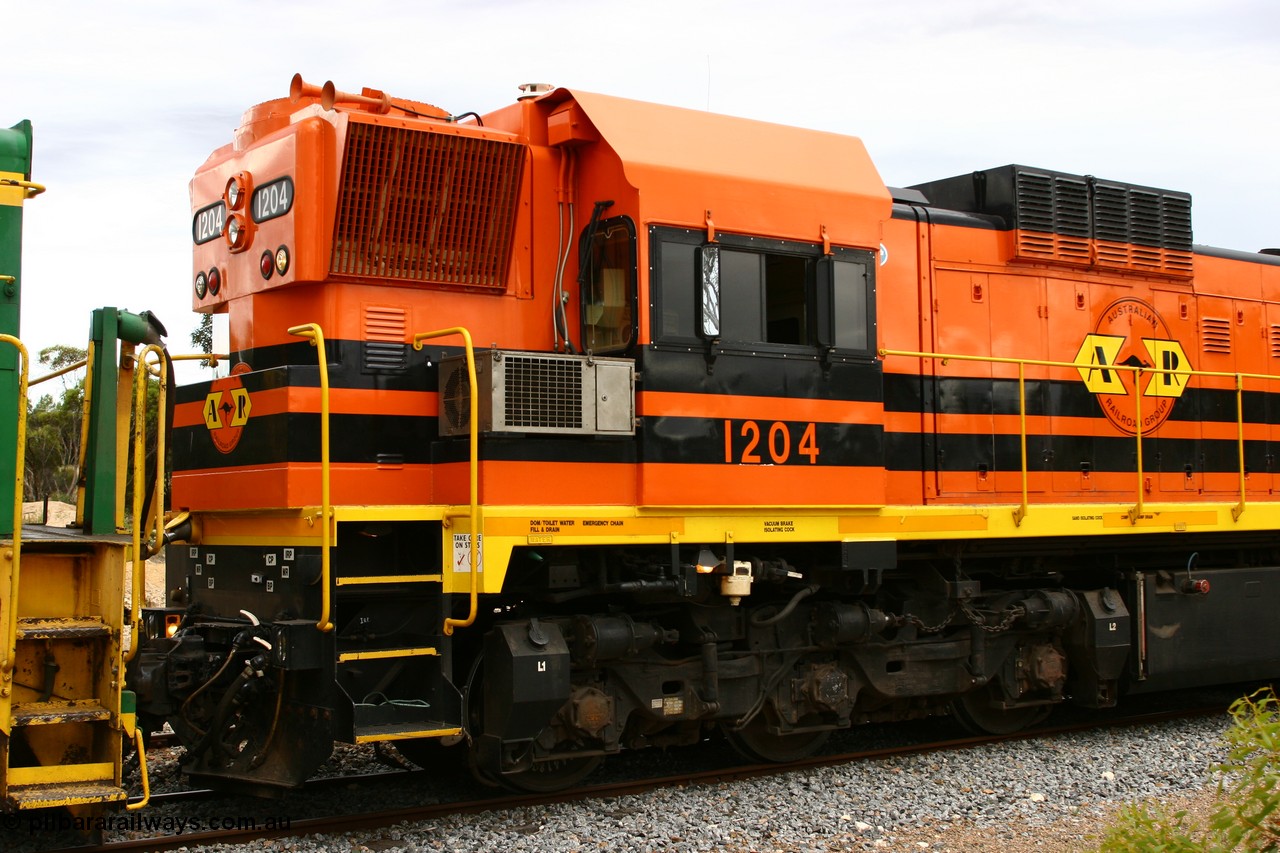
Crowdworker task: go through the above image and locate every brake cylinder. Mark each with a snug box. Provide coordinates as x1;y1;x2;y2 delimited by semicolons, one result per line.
811;601;892;648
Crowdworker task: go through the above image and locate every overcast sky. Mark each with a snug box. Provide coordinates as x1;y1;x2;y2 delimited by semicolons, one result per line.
6;0;1278;385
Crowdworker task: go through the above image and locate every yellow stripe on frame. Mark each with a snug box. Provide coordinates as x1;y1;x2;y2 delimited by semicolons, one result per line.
338;647;439;661
354;727;462;743
335;574;441;586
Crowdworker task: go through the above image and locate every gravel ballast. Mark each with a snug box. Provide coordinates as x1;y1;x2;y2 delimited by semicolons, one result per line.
1;711;1223;853
349;715;1229;853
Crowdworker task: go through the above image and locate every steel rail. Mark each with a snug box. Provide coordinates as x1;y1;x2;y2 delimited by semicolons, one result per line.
56;703;1228;853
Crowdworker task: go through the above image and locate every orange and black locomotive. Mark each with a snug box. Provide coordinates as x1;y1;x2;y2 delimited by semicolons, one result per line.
128;75;1280;792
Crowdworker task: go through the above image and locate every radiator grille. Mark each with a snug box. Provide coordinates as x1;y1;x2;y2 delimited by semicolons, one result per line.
995;167;1193;278
1092;182;1193;276
332;122;525;288
503;355;584;430
1014;172;1091;265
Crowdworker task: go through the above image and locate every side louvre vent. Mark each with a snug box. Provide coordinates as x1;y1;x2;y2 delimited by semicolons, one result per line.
910;165;1194;279
1201;317;1232;355
332;122;525;289
439;350;635;436
363;305;408;372
1092;182;1193;276
1270;326;1280;359
1014;171;1091;265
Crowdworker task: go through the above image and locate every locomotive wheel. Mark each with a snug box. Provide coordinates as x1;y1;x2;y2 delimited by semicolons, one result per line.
951;685;1051;735
723;715;832;763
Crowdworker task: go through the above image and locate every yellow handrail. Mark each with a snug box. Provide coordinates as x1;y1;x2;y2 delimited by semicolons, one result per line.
0;335;29;682
879;347;1279;525
124;345;167;663
29;356;88;387
73;345;96;528
1233;375;1247;522
1129;369;1146;523
411;328;479;636
142;349;168;554
287;324;333;632
168;352;229;369
124;728;150;810
0;177;46;199
1012;361;1029;526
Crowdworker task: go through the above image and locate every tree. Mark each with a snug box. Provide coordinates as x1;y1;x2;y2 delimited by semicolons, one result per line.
191;312;214;367
24;345;87;503
1095;688;1280;851
24;342;165;509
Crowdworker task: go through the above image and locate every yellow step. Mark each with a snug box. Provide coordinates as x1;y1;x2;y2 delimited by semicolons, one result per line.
11;700;112;726
6;779;125;810
15;617;111;640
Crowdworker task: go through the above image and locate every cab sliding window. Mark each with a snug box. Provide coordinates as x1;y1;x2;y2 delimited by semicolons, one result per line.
650;226;876;359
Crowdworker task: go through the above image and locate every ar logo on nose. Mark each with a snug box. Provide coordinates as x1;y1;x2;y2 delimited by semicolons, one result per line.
204;362;253;453
1073;298;1191;436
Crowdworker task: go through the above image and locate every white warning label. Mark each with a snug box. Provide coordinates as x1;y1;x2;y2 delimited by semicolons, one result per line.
451;533;485;573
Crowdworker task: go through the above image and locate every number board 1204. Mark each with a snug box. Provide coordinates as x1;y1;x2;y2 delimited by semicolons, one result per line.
251;177;294;224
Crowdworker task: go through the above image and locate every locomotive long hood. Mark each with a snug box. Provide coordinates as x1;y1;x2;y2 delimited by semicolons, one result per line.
550;89;892;250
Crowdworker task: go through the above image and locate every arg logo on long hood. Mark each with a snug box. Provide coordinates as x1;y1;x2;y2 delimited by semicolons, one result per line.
1072;297;1192;435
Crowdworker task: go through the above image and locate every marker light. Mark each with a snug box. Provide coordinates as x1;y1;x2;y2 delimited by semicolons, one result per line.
260;250;274;280
207;267;222;296
695;547;721;574
195;271;208;299
1182;578;1211;595
274;245;290;276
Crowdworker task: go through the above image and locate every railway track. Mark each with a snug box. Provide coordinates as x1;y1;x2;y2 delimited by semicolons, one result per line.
22;699;1229;853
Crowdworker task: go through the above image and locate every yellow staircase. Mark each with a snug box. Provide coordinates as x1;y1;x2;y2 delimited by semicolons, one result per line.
1;530;133;810
0;328;160;813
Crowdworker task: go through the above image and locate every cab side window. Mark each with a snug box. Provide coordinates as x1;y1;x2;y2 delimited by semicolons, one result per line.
651;226;874;359
829;256;871;351
658;239;697;339
581;217;637;354
718;250;809;345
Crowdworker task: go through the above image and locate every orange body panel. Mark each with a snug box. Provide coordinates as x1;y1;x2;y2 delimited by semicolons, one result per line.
638;391;882;425
171;464;434;510
173;386;434;428
638;463;887;508
176;82;1280;526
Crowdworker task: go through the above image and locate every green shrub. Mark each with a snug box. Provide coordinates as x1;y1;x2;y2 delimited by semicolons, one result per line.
1096;688;1280;851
